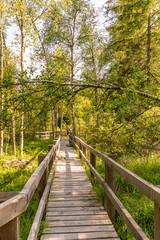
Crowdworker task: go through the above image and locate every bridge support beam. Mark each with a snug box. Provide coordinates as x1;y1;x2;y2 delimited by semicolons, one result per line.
48;145;55;172
154;203;160;240
38;154;47;204
83;145;87;157
104;163;116;223
0;216;19;240
90;151;96;180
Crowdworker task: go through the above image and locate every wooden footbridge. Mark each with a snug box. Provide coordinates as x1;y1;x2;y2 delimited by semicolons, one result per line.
1;135;160;240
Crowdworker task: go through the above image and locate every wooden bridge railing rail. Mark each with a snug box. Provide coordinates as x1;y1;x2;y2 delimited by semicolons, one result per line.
35;131;67;139
0;135;61;240
70;134;160;240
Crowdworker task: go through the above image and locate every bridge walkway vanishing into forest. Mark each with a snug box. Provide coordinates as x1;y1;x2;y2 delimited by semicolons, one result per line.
1;135;160;240
41;138;119;240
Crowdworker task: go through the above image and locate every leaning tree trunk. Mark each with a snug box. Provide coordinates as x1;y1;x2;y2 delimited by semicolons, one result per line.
0;10;4;157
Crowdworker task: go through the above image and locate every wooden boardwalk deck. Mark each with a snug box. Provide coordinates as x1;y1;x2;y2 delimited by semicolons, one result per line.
41;139;119;240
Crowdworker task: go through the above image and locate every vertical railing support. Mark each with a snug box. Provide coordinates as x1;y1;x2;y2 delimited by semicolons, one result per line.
69;134;72;146
90;150;96;180
0;217;19;240
154;203;160;240
83;144;87;157
79;142;82;159
38;154;47;204
104;163;116;223
48;145;55;172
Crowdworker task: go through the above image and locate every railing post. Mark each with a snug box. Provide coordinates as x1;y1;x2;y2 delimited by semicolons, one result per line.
79;142;82;159
38;154;47;204
104;163;116;223
90;150;96;180
83;144;87;157
69;134;72;146
48;145;55;172
154;203;160;240
0;217;19;240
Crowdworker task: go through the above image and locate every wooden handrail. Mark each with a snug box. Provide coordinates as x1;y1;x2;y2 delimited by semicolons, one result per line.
70;135;160;240
74;136;160;205
0;135;61;229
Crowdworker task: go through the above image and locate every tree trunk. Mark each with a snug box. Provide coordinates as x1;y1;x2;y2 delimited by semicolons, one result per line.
55;108;58;138
61;103;63;132
71;96;75;135
147;14;151;81
20;11;25;158
5;128;10;157
0;10;3;157
51;105;55;140
20;110;24;157
45;111;47;131
71;44;76;136
70;11;77;136
12;112;16;156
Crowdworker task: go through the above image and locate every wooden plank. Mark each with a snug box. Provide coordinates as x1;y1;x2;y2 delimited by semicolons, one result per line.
47;201;101;207
47;207;104;212
0;192;19;203
46;215;110;221
43;225;115;234
41;232;118;240
46;210;108;216
154;203;160;240
48;196;99;201
0;194;27;227
46;219;111;226
0;217;19;240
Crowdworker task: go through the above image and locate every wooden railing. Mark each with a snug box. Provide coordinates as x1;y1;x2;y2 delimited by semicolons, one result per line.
0;135;61;240
70;135;160;240
35;131;67;139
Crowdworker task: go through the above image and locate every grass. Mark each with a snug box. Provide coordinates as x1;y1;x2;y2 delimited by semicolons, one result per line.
80;149;160;240
0;137;53;240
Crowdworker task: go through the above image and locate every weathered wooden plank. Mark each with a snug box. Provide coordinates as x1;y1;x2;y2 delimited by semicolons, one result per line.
47;201;101;208
44;225;115;234
46;215;110;221
48;196;98;201
0;191;19;203
46;210;108;216
0;217;19;240
46;219;111;226
41;232;118;240
47;206;104;212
